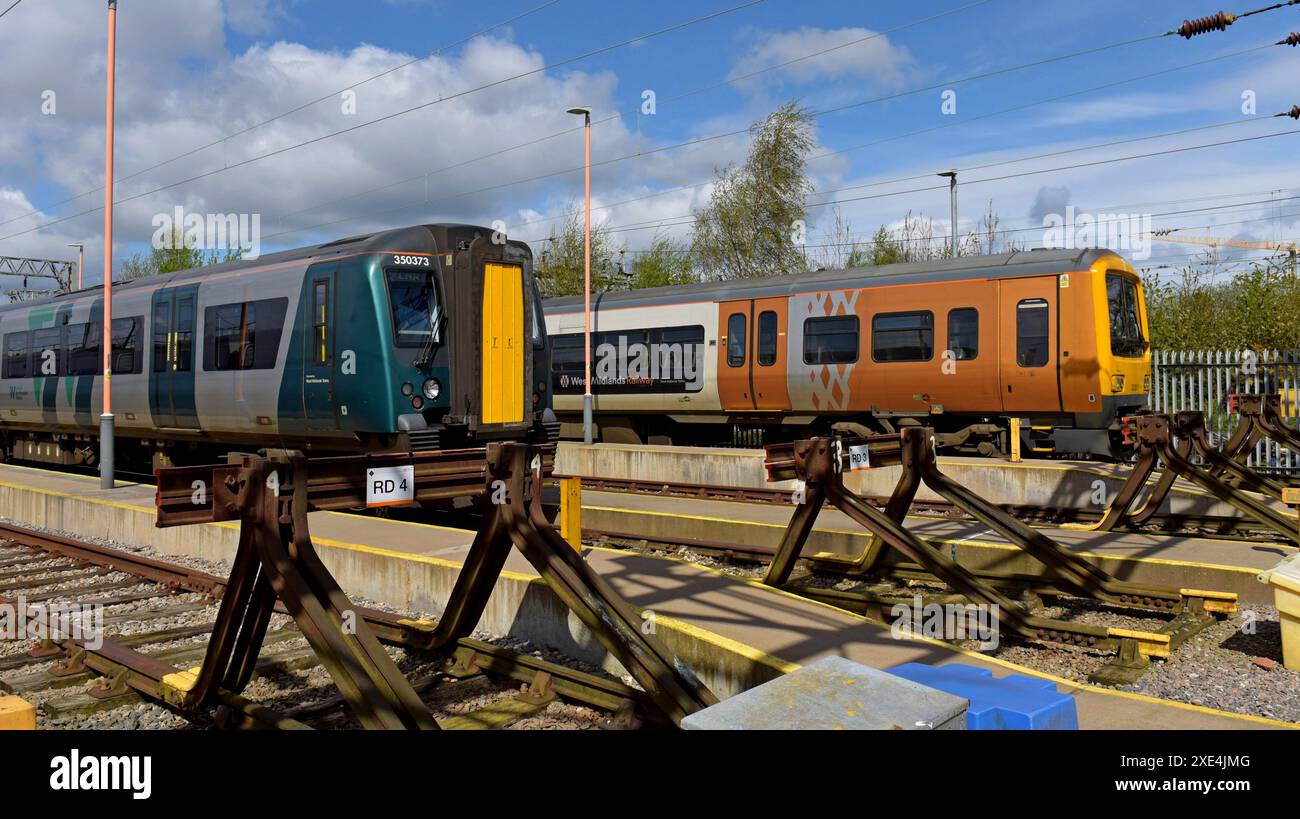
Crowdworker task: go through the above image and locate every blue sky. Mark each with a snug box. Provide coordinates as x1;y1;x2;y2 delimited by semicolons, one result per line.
1;0;1297;282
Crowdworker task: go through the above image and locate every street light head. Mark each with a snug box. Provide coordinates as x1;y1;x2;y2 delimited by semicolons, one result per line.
937;170;958;179
566;106;591;116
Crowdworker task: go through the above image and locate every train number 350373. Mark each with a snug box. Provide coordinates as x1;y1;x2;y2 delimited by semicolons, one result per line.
391;254;430;267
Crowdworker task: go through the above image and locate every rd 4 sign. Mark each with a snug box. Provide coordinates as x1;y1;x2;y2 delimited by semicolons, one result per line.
367;465;415;507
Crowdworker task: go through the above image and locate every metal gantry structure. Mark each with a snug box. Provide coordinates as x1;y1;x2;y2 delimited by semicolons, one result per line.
0;255;75;301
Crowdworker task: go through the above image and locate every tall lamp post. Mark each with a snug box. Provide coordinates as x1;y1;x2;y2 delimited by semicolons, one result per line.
101;0;117;489
67;243;83;290
938;170;958;258
567;106;593;445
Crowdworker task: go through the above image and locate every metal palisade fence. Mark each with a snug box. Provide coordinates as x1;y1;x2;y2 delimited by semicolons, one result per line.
1148;349;1300;474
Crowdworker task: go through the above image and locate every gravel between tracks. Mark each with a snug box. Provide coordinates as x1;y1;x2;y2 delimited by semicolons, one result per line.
0;521;619;730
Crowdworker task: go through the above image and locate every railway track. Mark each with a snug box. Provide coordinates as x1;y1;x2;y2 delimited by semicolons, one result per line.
573;475;1292;542
0;523;652;730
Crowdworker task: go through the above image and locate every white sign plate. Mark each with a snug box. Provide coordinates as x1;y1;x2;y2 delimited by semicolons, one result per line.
848;444;872;472
367;465;415;507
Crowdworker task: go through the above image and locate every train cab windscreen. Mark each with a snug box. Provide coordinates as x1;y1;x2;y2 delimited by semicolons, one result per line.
1105;272;1147;358
387;268;440;348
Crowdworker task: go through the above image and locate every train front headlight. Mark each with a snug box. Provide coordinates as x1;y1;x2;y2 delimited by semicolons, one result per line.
422;378;441;401
1111;375;1126;392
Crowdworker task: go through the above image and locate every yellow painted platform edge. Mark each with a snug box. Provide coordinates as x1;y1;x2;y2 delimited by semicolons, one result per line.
3;470;1292;727
584;503;1279;575
580;543;1299;730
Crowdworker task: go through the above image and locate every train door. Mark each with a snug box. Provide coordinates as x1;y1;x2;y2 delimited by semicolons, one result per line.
481;261;524;425
999;277;1060;413
149;284;200;429
751;297;791;410
717;298;792;411
302;265;338;430
717;300;753;409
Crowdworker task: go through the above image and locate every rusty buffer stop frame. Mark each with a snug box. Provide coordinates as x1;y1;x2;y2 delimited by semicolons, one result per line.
762;428;1240;684
153;443;715;729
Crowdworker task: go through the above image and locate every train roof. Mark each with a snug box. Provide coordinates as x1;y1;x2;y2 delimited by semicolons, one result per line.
0;223;499;313
544;247;1128;312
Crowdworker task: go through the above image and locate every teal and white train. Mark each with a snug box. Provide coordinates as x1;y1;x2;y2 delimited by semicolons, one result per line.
0;224;556;468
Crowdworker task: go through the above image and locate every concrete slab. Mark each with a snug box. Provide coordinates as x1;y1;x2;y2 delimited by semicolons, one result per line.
681;656;968;730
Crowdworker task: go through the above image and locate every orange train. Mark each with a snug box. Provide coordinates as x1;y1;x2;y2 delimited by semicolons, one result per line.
542;248;1152;458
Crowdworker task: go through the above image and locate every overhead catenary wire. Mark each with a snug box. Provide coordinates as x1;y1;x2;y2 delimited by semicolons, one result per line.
0;0;24;20
1167;1;1300;38
209;0;1003;236
516;126;1300;243
497;40;1282;236
0;0;569;229
0;0;769;239
9;0;1243;246
259;33;1285;247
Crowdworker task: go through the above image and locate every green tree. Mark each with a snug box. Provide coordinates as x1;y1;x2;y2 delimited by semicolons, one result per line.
1143;255;1300;351
690;102;815;280
627;230;696;289
120;227;242;281
531;206;623;297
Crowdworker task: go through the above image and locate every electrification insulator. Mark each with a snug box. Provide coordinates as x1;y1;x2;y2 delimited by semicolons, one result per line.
1178;11;1237;37
1284;32;1300;46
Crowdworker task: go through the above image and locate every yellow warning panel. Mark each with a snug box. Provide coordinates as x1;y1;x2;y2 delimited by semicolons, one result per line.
0;695;36;730
481;262;524;424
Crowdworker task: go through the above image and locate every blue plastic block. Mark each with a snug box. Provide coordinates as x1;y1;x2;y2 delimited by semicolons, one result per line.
886;663;1078;730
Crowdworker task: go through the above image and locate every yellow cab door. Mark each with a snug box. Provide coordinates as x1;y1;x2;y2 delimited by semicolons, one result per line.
481;262;524;424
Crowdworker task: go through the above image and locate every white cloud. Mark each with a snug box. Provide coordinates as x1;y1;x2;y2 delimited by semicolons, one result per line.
729;26;916;89
0;1;761;279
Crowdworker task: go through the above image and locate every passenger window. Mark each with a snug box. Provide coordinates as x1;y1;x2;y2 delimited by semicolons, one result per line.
31;328;62;377
152;301;170;372
312;281;330;365
203;298;290;371
947;308;979;361
68;323;99;376
3;331;29;379
803;316;859;364
871;311;933;362
1016;299;1050;368
112;317;141;374
757;311;778;366
175;297;194;373
726;313;746;367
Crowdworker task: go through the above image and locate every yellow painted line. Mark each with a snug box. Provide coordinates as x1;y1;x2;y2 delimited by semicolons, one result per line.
651;613;799;675
583;502;1280;575
582;544;1294;729
0;478;156;514
2;465;1291;727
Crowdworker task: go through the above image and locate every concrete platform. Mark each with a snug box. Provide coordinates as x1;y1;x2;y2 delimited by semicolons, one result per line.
581;490;1296;605
557;442;1290;523
0;462;1293;730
